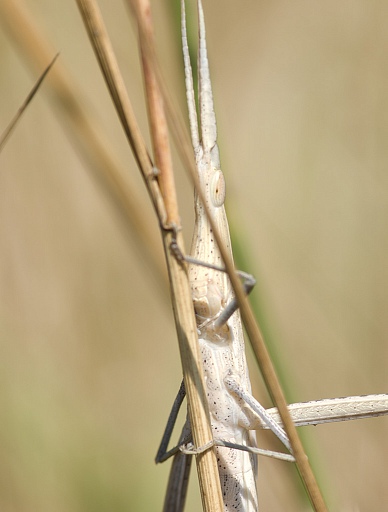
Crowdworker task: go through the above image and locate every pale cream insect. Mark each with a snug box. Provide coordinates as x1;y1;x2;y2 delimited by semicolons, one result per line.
183;0;260;508
157;1;388;511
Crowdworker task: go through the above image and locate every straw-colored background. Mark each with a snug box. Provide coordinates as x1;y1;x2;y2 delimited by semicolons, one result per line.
1;0;387;510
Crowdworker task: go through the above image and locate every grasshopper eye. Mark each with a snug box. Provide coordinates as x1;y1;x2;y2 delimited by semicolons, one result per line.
211;170;226;207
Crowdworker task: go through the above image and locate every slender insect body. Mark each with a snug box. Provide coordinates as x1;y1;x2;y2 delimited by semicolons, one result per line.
190;183;259;510
157;2;388;511
192;256;259;511
183;1;260;508
191;199;258;509
198;330;258;511
188;88;259;512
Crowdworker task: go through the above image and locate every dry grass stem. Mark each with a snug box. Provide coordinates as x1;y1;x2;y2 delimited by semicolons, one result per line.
75;0;163;220
134;0;180;227
134;0;224;507
133;0;225;508
0;53;58;152
76;0;223;509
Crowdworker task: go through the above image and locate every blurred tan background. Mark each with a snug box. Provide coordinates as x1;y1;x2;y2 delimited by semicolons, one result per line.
0;0;387;511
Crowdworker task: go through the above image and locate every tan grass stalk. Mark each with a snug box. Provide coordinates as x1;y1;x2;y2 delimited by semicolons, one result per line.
0;53;58;152
75;0;223;510
131;1;178;225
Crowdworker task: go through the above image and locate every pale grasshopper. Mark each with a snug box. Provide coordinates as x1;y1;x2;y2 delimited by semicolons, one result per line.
157;1;388;511
1;0;386;510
